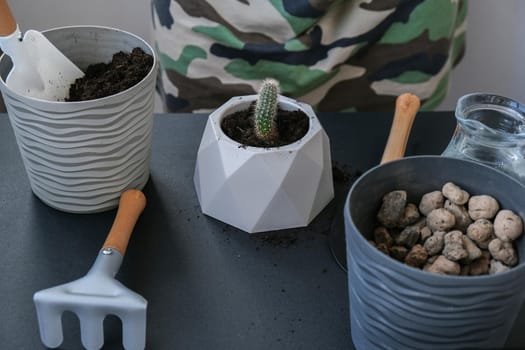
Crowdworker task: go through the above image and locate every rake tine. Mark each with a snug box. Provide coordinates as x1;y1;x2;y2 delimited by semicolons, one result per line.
122;308;147;350
79;310;105;350
33;190;148;349
34;300;64;348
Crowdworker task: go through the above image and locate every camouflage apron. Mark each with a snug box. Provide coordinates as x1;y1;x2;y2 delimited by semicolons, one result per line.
151;0;467;112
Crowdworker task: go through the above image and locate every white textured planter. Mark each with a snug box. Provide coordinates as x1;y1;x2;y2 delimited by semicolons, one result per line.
194;95;334;233
0;26;158;213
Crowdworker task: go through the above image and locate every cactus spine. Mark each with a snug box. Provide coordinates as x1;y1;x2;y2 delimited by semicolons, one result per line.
254;78;280;143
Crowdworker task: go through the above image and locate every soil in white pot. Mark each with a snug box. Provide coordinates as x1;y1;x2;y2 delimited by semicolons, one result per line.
66;47;153;101
221;104;309;147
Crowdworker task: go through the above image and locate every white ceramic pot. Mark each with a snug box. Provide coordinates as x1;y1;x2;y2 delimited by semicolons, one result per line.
0;26;158;213
194;95;334;233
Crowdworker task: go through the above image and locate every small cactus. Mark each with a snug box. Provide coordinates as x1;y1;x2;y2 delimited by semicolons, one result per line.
254;78;280;143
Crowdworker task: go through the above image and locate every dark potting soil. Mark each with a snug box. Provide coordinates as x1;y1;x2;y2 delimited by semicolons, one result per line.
221;105;310;147
66;47;153;102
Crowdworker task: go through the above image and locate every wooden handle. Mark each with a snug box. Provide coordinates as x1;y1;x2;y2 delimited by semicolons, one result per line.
102;189;146;256
0;0;17;36
380;93;420;164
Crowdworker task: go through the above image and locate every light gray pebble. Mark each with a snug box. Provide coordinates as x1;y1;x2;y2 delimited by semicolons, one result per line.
419;191;444;216
461;234;482;263
494;209;523;242
468;195;499;220
442;230;468;261
444;200;472;231
467;219;494;245
488;238;518;266
489;259;511;274
442;182;470;205
427;208;456;232
424;255;461;275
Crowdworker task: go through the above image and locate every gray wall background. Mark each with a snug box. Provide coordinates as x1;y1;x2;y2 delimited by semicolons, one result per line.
4;0;525;112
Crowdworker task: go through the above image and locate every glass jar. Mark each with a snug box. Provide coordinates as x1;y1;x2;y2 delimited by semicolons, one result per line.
442;93;525;184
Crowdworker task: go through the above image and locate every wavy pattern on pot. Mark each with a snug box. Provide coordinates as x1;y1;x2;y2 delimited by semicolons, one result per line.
0;26;158;213
344;156;525;350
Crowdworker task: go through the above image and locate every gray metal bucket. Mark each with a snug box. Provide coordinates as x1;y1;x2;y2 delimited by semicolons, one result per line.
344;156;525;349
0;26;158;213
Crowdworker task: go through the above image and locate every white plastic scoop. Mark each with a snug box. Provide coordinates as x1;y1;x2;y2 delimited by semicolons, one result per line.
0;0;84;100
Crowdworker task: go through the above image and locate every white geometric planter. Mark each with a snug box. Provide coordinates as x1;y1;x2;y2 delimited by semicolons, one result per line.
194;95;334;233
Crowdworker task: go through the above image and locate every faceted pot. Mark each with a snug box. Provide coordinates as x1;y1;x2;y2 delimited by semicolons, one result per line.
194;95;334;233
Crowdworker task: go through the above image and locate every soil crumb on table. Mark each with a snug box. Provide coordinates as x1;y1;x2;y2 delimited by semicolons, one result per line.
249;163;362;248
332;161;362;185
67;47;153;101
255;232;299;248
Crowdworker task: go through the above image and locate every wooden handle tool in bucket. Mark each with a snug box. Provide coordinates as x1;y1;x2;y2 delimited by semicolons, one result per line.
380;93;421;164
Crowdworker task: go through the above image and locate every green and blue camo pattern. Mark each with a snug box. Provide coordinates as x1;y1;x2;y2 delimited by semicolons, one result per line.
151;0;467;112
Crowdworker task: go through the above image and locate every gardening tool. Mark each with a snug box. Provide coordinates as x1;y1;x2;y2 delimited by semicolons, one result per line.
0;0;84;100
328;93;420;271
34;189;147;350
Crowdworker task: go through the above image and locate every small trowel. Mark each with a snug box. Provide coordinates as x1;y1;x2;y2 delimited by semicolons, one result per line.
0;0;84;101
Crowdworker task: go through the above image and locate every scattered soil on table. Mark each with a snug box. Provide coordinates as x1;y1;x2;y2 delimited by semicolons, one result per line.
221;104;309;148
250;162;362;248
66;47;153;101
255;232;299;248
332;162;362;186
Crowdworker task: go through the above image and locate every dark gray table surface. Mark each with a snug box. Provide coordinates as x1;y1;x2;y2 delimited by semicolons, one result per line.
1;112;524;349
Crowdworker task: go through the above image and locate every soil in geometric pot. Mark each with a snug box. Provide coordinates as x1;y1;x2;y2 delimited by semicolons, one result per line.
221;103;309;148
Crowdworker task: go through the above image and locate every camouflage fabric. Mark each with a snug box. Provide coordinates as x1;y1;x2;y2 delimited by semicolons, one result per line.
151;0;467;112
